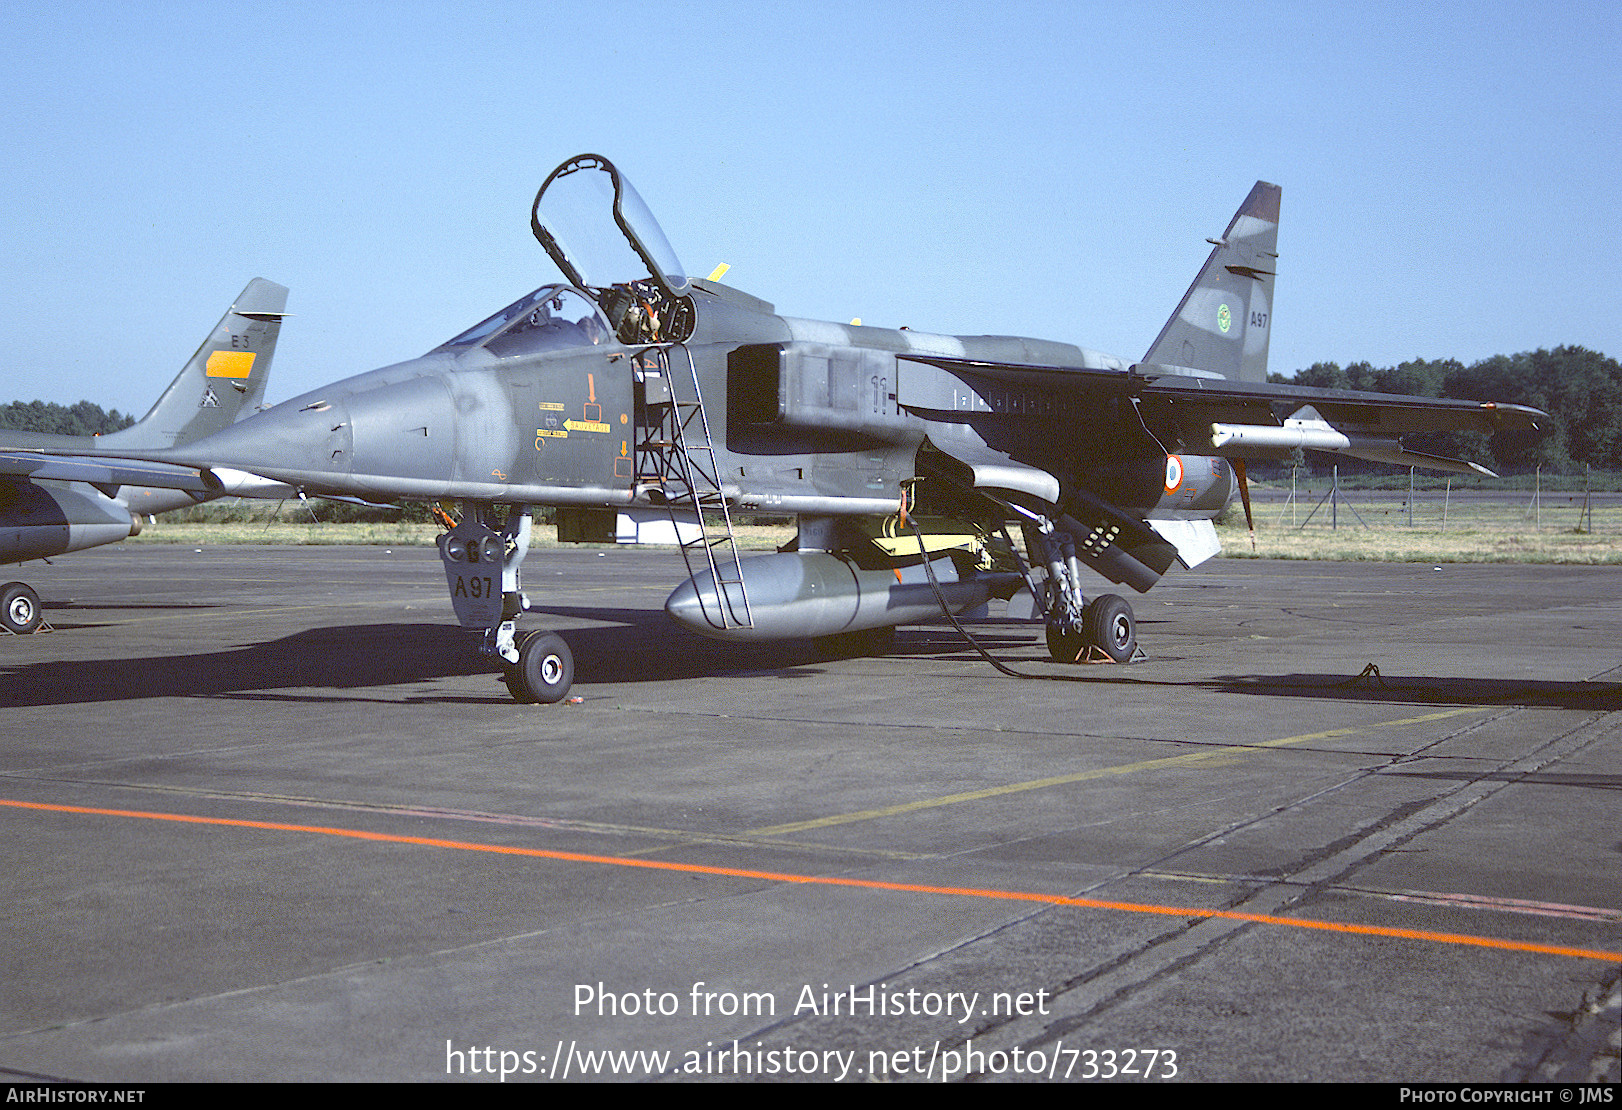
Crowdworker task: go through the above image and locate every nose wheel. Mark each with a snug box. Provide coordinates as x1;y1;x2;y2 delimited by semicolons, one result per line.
503;630;575;703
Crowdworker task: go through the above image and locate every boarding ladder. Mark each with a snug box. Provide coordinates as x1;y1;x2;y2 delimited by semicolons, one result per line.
633;345;754;631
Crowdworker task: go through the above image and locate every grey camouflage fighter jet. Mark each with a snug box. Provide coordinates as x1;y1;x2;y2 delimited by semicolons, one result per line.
4;155;1543;697
0;279;287;633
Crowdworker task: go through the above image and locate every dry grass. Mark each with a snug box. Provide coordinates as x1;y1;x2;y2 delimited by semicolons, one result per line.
1217;493;1622;563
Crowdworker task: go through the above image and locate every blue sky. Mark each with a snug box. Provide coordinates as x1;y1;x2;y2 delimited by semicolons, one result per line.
3;0;1617;415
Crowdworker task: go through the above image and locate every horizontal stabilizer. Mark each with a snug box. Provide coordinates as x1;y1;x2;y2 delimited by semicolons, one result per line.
0;450;216;494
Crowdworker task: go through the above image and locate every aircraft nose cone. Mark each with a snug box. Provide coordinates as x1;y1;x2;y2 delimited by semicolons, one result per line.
159;360;463;497
177;398;355;483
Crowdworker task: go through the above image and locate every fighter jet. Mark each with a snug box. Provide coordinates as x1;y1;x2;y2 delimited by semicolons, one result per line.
0;279;287;632
7;156;1542;697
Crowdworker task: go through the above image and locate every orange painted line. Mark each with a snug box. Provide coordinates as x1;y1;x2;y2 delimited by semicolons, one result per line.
7;798;1619;964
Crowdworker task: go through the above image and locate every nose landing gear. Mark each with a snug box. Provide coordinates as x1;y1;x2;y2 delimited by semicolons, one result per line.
438;502;577;704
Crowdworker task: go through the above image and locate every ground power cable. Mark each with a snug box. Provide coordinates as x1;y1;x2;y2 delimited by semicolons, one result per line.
904;501;1054;681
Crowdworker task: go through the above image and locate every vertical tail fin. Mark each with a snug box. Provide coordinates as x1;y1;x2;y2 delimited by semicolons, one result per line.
99;278;288;449
1140;182;1279;383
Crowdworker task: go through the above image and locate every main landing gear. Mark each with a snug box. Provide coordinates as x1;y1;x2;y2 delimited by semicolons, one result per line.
1043;594;1137;664
1027;519;1141;665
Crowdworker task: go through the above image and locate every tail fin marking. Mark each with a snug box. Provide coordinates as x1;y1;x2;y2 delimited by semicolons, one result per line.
204;350;257;379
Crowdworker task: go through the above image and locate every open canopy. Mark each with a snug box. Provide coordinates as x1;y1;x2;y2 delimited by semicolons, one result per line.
530;154;689;299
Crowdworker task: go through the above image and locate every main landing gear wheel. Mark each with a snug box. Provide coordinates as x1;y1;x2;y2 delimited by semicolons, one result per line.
1044;594;1137;664
1;582;42;635
503;630;574;704
1084;593;1136;663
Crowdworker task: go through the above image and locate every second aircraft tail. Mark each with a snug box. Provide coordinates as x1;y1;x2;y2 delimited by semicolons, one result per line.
98;278;289;450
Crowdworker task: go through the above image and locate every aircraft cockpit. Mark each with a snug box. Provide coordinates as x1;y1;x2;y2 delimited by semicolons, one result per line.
530;154;695;345
432;285;610;359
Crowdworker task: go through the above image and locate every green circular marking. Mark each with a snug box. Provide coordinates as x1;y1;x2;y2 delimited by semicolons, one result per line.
1217;303;1232;334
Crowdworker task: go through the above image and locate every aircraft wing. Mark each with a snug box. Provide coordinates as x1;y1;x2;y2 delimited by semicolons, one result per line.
0;449;218;497
901;354;1544;431
899;355;1546;477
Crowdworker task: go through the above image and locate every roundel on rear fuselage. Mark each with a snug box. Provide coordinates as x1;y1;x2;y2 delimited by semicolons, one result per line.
1164;454;1185;494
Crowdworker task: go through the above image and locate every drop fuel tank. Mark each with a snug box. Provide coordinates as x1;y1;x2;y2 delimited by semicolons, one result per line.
664;551;1021;643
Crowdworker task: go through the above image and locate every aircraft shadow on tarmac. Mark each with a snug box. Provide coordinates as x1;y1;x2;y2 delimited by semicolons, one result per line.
1;623;495;708
1197;673;1622;712
0;605;1087;707
4;607;1619;711
0;611;839;708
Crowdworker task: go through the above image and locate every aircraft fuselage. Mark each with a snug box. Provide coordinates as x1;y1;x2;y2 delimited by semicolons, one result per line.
156;281;1232;529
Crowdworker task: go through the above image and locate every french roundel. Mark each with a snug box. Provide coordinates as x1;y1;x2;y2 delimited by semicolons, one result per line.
1164;454;1184;494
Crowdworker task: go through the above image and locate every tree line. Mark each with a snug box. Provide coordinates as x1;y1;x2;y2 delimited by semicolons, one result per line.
0;399;136;437
1269;345;1617;476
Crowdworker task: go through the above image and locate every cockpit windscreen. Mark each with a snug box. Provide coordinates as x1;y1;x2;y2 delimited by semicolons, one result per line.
434;286;610;357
